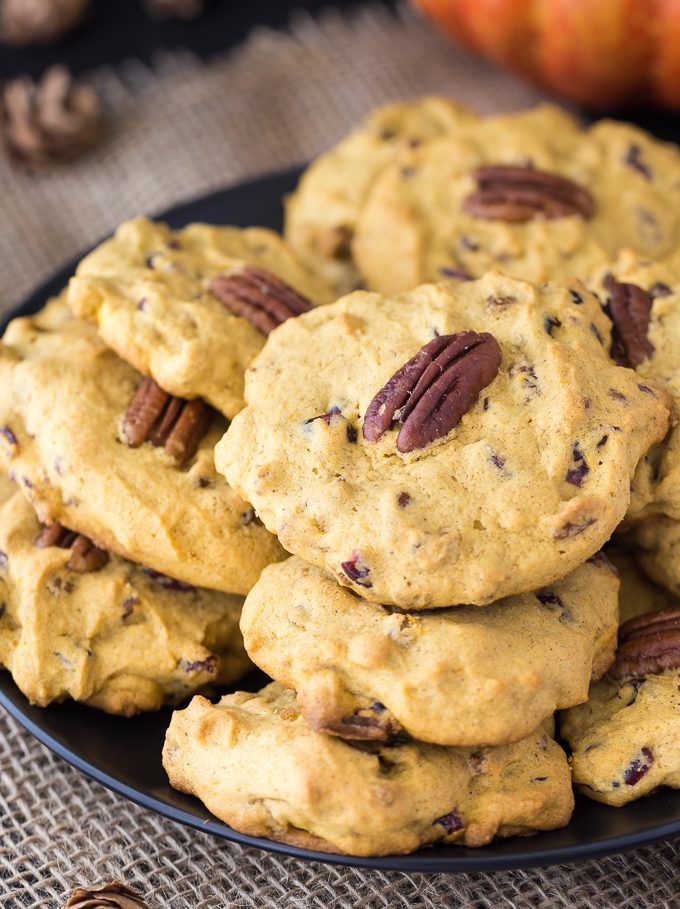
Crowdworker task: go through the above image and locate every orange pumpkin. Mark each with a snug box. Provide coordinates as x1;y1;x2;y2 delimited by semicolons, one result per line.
411;0;680;109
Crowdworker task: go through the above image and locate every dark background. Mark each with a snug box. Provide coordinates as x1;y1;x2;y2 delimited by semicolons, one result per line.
0;0;393;78
0;0;677;141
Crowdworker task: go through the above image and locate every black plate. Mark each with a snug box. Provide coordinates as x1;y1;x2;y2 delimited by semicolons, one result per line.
2;168;680;872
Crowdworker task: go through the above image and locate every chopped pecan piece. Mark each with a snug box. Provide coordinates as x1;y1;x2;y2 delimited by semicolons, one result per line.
122;377;211;466
363;331;501;453
609;605;680;681
604;277;654;367
318;702;404;742
36;522;109;572
210;266;313;335
463;165;594;222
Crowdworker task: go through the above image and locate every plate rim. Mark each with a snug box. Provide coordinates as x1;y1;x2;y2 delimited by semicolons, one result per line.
2;167;680;873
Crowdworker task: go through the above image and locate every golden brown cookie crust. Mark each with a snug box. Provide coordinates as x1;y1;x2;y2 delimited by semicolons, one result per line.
0;297;286;593
217;277;669;608
67;217;334;420
163;683;574;856
352;106;680;294
0;489;250;715
241;555;619;746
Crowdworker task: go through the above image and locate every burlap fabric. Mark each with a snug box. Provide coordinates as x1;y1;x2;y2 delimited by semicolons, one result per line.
1;4;678;906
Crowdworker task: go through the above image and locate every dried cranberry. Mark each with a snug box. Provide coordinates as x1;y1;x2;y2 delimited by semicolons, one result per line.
305;407;341;425
436;809;465;834
144;568;194;591
490;452;506;469
624;144;652;181
397;492;411;508
544;316;561;336
623;747;653;785
566;444;590;487
179;655;218;674
0;426;17;447
341;554;372;588
440;265;473;281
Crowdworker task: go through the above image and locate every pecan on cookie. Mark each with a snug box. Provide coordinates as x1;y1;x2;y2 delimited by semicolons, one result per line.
603;276;654;367
211;266;313;335
362;331;501;453
608;605;680;681
122;377;211;465
35;521;109;572
463;165;595;222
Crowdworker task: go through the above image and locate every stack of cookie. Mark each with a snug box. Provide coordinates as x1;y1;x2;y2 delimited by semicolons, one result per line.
3;96;680;857
0;217;332;715
162;99;680;856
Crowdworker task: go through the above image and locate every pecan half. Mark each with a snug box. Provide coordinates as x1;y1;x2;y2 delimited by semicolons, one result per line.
36;522;109;573
122;377;211;465
604;277;654;367
609;605;680;681
362;331;501;453
463;165;594;222
210;265;313;335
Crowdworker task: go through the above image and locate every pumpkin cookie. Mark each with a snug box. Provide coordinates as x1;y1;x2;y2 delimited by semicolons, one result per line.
163;682;574;856
0;489;250;715
240;554;618;746
67;217;334;419
0;296;285;593
284;96;475;295
589;250;680;524
216;276;669;608
351;106;680;293
561;574;680;807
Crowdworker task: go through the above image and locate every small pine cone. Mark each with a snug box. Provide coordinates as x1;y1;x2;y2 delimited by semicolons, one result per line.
0;0;90;46
142;0;205;21
2;65;103;167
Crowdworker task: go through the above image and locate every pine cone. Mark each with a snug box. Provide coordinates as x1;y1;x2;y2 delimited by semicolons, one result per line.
0;0;89;45
1;65;103;167
142;0;206;21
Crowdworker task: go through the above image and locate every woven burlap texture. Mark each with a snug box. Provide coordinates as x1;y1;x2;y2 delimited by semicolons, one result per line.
1;4;678;907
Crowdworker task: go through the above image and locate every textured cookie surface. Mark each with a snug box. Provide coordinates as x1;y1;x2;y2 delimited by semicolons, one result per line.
627;517;680;596
217;277;669;608
0;489;250;715
561;561;680;807
68;217;334;419
0;298;285;593
352;106;680;294
163;683;573;856
284;96;475;294
241;555;618;746
562;670;680;807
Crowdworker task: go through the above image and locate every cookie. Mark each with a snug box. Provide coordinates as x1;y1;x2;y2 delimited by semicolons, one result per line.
625;516;680;596
216;276;669;608
351;106;680;294
0;296;285;593
0;488;250;715
284;96;475;295
67;217;334;419
240;554;618;746
163;682;574;856
605;545;675;622
561;595;680;807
